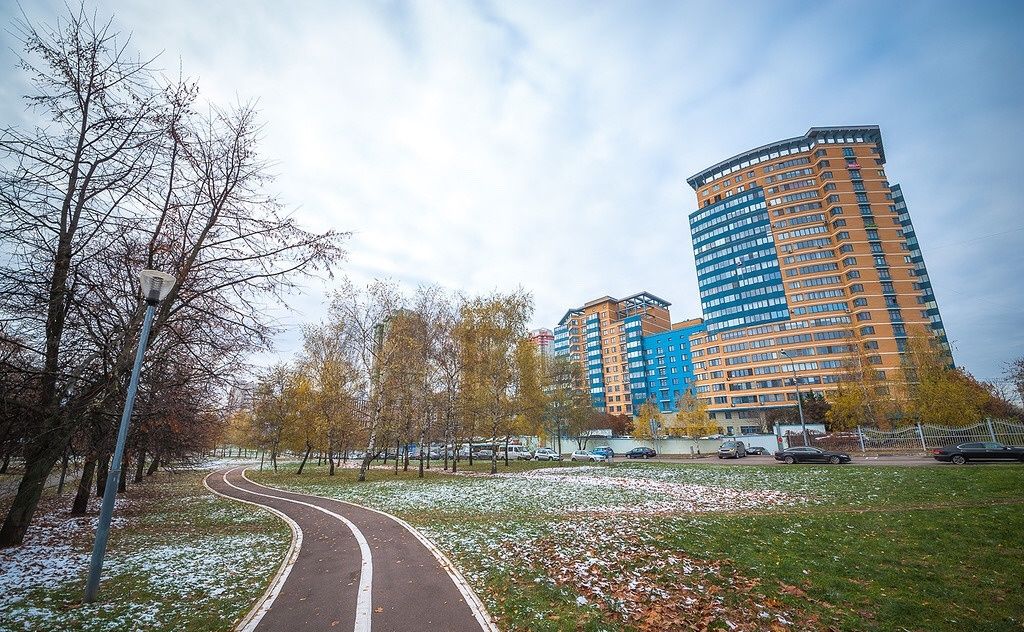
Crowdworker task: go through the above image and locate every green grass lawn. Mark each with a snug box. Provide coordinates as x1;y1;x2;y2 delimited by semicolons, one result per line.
0;469;290;631
251;460;1024;631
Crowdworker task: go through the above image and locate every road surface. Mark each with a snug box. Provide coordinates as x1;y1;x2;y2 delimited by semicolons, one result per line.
206;467;492;632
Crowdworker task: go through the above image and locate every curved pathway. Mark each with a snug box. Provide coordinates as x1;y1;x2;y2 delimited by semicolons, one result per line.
205;467;494;632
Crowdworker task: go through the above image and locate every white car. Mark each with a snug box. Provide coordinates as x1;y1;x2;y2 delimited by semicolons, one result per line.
569;450;606;462
498;445;533;460
533;448;561;461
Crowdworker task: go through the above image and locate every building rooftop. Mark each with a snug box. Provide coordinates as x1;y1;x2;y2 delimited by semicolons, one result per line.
557;291;671;326
685;125;884;190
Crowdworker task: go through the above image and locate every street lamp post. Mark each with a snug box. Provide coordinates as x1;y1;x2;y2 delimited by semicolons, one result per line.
84;270;175;603
779;349;809;446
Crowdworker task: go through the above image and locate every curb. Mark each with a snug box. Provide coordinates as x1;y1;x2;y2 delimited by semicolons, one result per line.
203;469;303;632
240;469;499;632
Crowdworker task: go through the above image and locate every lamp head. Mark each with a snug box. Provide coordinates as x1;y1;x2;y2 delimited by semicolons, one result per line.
139;270;175;305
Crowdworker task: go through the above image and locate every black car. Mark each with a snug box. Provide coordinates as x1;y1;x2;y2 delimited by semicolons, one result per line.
746;446;770;456
932;442;1024;464
774;446;851;464
626;447;657;459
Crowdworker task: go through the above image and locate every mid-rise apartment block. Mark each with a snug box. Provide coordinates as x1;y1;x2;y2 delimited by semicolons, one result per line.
553;293;674;415
685;125;949;428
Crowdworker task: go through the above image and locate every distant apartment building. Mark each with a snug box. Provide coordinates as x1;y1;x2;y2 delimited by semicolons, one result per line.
553;293;672;414
685;125;949;431
552;293;705;416
528;328;555;358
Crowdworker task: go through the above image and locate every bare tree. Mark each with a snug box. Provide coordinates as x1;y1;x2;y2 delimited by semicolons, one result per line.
0;5;345;546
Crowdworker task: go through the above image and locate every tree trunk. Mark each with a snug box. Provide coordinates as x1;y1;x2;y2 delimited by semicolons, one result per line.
418;432;425;479
0;453;10;474
259;448;265;472
96;452;110;497
147;453;160;476
297;444;312;475
134;449;146;483
271;446;278;472
467;438;473;466
118;455;129;493
0;430;70;546
57;450;70;496
504;435;510;467
394;439;400;475
71;458;97;516
328;436;336;476
403;442;409;472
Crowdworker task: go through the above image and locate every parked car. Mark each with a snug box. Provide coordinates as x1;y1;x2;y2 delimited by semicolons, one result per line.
626;447;657;459
932;442;1024;464
570;450;606;462
591;446;615;459
473;448;495;459
497;445;533;460
718;440;746;459
746;446;770;456
533;447;561;461
774;447;851;464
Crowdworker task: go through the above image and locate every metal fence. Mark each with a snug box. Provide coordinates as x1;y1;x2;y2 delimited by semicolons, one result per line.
786;418;1024;453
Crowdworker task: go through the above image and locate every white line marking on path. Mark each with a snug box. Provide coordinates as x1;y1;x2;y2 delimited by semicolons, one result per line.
217;467;373;632
240;470;497;632
202;470;303;632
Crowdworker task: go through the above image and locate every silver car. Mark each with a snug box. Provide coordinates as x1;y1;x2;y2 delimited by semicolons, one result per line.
533;448;561;461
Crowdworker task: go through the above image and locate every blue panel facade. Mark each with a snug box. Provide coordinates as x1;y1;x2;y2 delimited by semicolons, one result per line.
689;187;789;333
583;313;605;410
628;320;706;414
891;184;951;353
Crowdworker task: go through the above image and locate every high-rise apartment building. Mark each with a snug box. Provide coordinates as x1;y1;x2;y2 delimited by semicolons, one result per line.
528;328;555;359
685;125;949;429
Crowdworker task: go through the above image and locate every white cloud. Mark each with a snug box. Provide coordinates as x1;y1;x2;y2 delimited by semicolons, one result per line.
2;0;1022;380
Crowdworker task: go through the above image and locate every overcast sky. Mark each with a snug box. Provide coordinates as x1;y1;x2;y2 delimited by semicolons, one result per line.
3;1;1022;384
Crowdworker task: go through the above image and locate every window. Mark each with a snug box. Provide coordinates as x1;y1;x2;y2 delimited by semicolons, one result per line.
863;341;879;350
860;326;876;335
843;257;857;265
850;283;864;292
843;147;855;158
866;229;879;240
827;194;840;203
833;219;847;227
824;183;837;191
873;255;888;266
837;231;850;240
853;298;868;307
816;149;827;157
859;204;873;216
857;312;872;321
839;244;854;253
821;171;833;179
830;207;844;216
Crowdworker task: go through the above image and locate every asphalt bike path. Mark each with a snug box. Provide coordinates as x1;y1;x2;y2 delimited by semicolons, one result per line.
206;467;492;632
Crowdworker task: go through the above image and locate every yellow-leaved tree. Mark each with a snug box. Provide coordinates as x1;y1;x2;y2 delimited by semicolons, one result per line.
898;328;989;427
673;388;718;438
634;400;660;441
